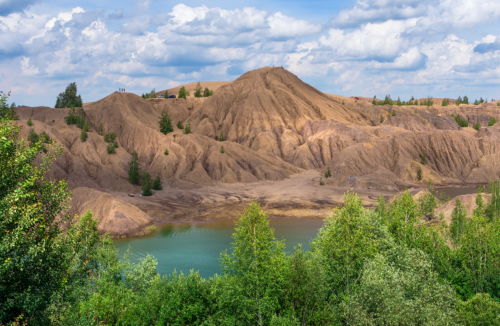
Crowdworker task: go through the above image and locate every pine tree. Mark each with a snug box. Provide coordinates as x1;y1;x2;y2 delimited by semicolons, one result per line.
177;121;184;129
80;130;87;142
152;175;162;190
203;87;213;97
220;145;225;154
98;123;104;135
27;117;33;126
194;82;202;98
463;96;469;104
27;128;39;144
442;98;449;106
417;167;423;181
219;131;225;141
164;149;169;155
421;150;426;165
128;151;140;185
184;123;191;134
141;172;153;196
159;109;174;134
474;99;479;105
164;90;168;98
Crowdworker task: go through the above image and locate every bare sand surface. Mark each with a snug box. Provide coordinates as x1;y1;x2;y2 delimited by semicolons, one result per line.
110;170;398;233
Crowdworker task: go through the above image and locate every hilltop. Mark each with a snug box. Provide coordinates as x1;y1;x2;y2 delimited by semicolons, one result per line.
15;67;500;236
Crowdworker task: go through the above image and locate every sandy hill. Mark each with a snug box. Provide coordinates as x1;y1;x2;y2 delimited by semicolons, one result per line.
15;66;500;236
157;81;231;98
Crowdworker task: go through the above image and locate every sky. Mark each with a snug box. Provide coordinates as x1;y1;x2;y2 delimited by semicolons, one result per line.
1;0;500;107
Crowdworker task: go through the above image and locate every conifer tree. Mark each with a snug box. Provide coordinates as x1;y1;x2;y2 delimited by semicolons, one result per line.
27;117;33;126
128;151;140;185
463;96;469;104
184;122;191;134
152;175;162;190
203;87;213;97
159;109;174;134
98;123;104;135
177;121;184;129
219;131;225;141
417;167;423;181
194;82;202;98
421;150;426;165
80;130;87;142
141;172;153;196
220;145;225;154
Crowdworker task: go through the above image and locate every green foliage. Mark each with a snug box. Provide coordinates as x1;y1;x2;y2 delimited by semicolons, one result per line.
474;99;480;105
146;225;157;234
420;149;426;165
442;98;449;106
219;131;225;141
176;120;184;129
485;180;500;222
27;127;39;144
152;175;162;190
325;167;332;178
380;115;384;123
417;166;423;181
97;122;104;135
27;117;33;126
142;88;157;99
342;100;345;105
383;94;393;105
141;171;153;196
194;82;202;98
164;149;169;155
220;145;225;154
0;92;18;120
104;132;116;143
159;109;174;134
184;122;191;134
106;143;116;154
451;114;469;127
473;122;481;130
178;86;190;99
488;117;499;126
40;131;51;144
203;87;213;97
457;293;500;325
80;129;87;142
319;177;324;185
82;120;90;132
55;82;83;108
391;110;396;116
450;198;467;245
128;151;140;185
421;97;434;107
220;200;287;325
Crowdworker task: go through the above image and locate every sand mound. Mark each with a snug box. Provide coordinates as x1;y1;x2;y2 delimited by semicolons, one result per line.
158;81;231;98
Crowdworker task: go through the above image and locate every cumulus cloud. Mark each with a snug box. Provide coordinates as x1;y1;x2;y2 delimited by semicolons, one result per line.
0;0;39;16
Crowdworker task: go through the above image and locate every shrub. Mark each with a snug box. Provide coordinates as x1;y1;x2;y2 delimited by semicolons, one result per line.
421;150;426;165
319;178;324;185
219;131;225;141
164;149;169;155
40;131;51;143
142;89;156;99
27;128;39;144
451;114;469;127
194;82;202;98
415;109;417;113
391;110;396;116
104;132;117;143
152;175;162;190
324;167;332;178
497;102;500;106
417;167;423;181
473;122;481;131
80;130;87;142
128;151;140;185
488;117;499;126
159;109;174;134
342;100;345;105
141;172;153;196
82;120;90;132
177;121;184;129
203;87;213;97
220;145;225;154
380;115;384;123
106;143;116;154
184;123;191;134
442;98;449;106
98;123;104;135
146;225;157;234
178;86;190;99
27;117;33;126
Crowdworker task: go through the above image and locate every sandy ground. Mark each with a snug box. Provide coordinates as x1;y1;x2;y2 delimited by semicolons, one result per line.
110;170;398;228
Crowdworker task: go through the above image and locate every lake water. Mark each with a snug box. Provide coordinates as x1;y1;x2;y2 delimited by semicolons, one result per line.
435;186;479;198
113;218;325;278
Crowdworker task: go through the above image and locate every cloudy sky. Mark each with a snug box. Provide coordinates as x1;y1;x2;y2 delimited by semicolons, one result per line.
1;0;500;107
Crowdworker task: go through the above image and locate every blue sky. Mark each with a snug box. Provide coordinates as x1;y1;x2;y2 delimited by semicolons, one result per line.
1;0;500;107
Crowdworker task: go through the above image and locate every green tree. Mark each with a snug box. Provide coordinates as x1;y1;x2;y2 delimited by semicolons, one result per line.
220;201;287;326
194;82;202;98
98;123;104;135
464;96;469;104
27;117;33;126
485;180;500;221
220;145;225;154
417;167;423;181
450;198;468;245
0;92;18;120
177;121;184;129
104;132;116;143
80;129;88;142
488;117;499;126
203;87;213;97
178;86;190;99
141;172;153;196
159;109;174;134
219;131;225;141
152;176;162;190
164;149;169;155
442;98;449;106
457;293;500;325
55;82;83;108
184;123;191;134
380;115;384;123
27;128;39;144
420;149;426;165
106;143;116;154
164;90;168;98
473;122;481;130
128;151;140;185
82;120;90;132
0;115;79;323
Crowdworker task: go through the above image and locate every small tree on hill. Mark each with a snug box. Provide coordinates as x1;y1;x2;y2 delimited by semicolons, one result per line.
128;151;140;185
55;82;83;108
177;121;184;129
488;117;499;126
442;98;449;106
159;109;173;134
473;122;481;131
178;86;190;99
194;82;203;98
184;122;191;134
220;145;225;154
27;117;33;126
219;131;225;141
164;149;169;155
164;90;168;98
28;128;39;144
203;87;213;97
98;123;104;135
417;167;423;181
80;130;87;142
152;175;162;190
421;150;426;165
463;96;469;104
141;172;153;196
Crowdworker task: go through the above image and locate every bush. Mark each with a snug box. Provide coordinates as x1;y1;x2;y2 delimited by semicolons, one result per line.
219;131;225;141
80;130;87;142
319;178;324;185
203;87;213;97
40;131;51;144
82;120;90;132
391;110;396;116
164;149;169;155
106;143;116;154
98;123;104;135
178;86;190;99
488;117;499;126
457;293;500;325
141;172;153;196
420;150;426;165
324;167;332;178
184;123;191;134
342;100;345;105
159;109;174;134
142;88;156;99
177;121;184;129
220;145;225;154
442;98;449;106
194;82;202;98
128;151;140;185
152;176;162;190
473;122;481;131
146;225;157;234
104;132;117;143
417;167;423;181
27;117;33;126
380;115;384;123
451;114;469;127
27;128;39;144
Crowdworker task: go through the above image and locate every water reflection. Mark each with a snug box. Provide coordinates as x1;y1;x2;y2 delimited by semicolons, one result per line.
113;218;324;278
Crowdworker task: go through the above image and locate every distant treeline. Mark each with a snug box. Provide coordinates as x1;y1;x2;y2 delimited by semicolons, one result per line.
372;94;497;107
